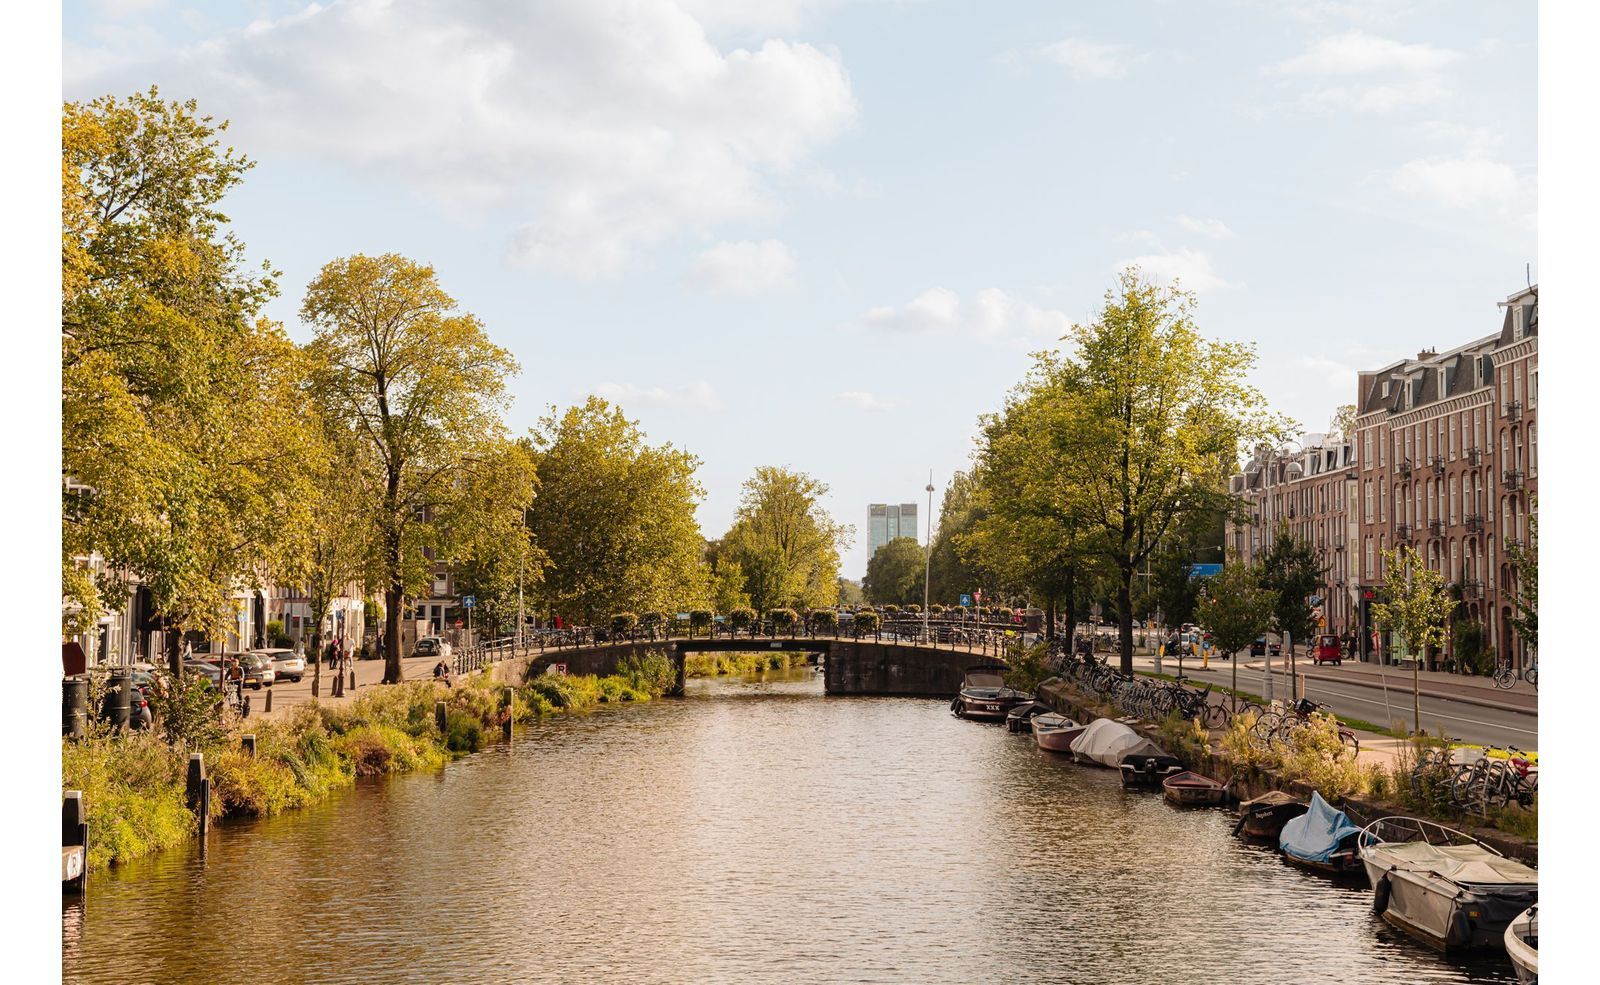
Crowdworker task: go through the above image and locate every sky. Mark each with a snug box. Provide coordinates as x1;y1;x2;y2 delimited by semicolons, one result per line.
62;0;1537;579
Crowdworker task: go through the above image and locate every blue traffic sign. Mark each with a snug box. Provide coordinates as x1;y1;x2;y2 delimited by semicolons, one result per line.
462;595;476;609
959;594;972;606
1187;564;1223;580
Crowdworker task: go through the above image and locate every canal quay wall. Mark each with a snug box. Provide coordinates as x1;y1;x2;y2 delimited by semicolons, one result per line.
1034;678;1538;865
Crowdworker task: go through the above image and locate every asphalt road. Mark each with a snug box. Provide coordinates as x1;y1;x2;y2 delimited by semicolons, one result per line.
1141;657;1538;748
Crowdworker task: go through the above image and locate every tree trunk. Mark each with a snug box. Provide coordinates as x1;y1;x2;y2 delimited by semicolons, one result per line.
1118;569;1135;676
1063;565;1077;655
165;620;182;677
1045;598;1056;641
384;579;403;684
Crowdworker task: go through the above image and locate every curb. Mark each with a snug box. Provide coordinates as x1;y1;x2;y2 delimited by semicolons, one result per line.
1144;664;1535;716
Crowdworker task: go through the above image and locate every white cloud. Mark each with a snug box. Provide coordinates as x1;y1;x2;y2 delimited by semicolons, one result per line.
591;380;724;412
1418;121;1504;157
67;0;858;278
1174;215;1237;240
1039;37;1145;80
1266;31;1458;114
1389;157;1520;208
1269;31;1457;76
1118;249;1235;293
836;390;894;412
686;239;798;295
857;287;1070;341
1299;355;1357;390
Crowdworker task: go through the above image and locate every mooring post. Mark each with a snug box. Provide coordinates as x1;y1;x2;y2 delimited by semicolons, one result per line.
501;687;514;741
186;753;206;813
241;734;256;757
435;700;448;733
198;778;211;841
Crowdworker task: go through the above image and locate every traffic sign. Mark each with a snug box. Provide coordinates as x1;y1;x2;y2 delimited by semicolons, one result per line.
462;595;476;609
959;594;972;607
454;619;464;629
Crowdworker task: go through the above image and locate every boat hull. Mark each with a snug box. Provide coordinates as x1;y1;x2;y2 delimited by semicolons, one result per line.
1504;907;1537;984
1033;724;1087;753
1163;772;1226;806
1364;859;1538;951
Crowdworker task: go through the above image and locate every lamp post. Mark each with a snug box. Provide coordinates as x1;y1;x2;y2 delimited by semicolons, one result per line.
923;471;935;644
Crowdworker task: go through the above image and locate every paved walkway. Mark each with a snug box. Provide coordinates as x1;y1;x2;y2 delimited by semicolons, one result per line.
242;653;453;722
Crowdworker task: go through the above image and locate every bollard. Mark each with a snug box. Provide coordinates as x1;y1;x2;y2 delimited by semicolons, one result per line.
241;734;256;757
198;778;211;841
241;694;251;719
264;687;273;714
186;753;206;812
435;700;448;734
62;678;89;741
349;669;357;691
501;687;514;740
63;790;87;895
106;670;132;731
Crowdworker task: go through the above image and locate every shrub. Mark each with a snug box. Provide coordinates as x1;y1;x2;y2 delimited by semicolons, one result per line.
810;609;839;631
906;604;922;615
611;612;638;634
1276;714;1369;801
1156;711;1210;767
929;604;947;616
882;604;900;616
639;611;666;635
1220;711;1274;772
1002;641;1052;694
147;669;229;749
62;732;194;870
210;745;306;817
443;711;485;754
855;607;881;634
768;608;798;631
617;651;676;696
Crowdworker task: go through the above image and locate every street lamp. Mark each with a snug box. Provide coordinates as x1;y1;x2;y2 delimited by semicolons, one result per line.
923;471;935;645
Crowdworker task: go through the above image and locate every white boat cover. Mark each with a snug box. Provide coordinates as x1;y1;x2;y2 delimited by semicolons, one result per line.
1368;842;1538;887
1069;718;1143;767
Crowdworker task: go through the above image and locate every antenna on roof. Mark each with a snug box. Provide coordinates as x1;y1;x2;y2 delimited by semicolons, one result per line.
1526;262;1531;291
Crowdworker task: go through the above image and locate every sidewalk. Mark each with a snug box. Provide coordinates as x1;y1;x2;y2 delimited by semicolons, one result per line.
243;653;447;722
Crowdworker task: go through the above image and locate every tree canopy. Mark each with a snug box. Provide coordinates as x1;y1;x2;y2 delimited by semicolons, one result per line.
863;536;926;606
525;397;709;623
718;467;850;612
1259;525;1324;649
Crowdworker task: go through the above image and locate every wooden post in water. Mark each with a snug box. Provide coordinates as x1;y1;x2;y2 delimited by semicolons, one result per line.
241;734;256;757
198;778;211;843
62;790;87;895
186;753;206;812
435;700;448;734
500;687;514;741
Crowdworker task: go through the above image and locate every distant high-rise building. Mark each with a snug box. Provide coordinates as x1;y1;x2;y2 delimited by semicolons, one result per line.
867;503;919;558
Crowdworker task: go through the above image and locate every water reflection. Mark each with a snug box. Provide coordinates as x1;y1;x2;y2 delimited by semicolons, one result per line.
65;670;1514;984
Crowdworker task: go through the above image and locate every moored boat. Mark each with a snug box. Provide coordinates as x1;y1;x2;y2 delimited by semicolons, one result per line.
1006;701;1047;733
1069;718;1144;767
1278;792;1364;876
1233;791;1308;840
1504;905;1537;983
1163;771;1226;806
1032;713;1087;752
1116;739;1184;789
1359;816;1538;951
951;667;1029;721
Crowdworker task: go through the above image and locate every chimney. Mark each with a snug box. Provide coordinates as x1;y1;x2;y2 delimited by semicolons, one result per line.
1417;347;1437;360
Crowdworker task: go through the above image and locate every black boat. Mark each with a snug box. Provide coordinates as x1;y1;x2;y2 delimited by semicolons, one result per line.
1116;738;1185;788
952;667;1029;720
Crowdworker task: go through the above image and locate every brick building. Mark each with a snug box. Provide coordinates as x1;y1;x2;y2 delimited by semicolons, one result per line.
1228;285;1537;669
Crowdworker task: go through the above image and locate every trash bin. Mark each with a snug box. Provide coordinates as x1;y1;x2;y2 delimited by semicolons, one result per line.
62;678;88;740
103;670;132;730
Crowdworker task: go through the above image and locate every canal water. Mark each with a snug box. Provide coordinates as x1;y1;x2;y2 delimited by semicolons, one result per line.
64;670;1515;984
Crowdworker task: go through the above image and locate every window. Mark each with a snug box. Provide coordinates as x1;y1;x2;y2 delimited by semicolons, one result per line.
1530;366;1537;407
1379;479;1386;522
1474;411;1483;451
1529;425;1537;475
1365;481;1374;523
1395;434;1404;465
1427;426;1436;460
1404;431;1412;465
1449;418;1457;460
1363;431;1373;469
1428;482;1437;522
1450;478;1459;525
1365;537;1375;580
1451;540;1461;581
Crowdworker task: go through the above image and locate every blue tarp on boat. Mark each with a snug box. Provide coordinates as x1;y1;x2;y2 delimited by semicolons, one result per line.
1278;792;1362;863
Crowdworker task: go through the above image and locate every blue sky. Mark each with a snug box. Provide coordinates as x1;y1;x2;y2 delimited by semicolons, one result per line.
64;0;1536;579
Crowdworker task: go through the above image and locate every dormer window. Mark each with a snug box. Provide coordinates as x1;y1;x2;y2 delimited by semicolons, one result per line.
1513;305;1525;340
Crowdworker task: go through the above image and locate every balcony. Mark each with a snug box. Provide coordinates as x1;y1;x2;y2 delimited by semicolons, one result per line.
1466;447;1483;466
1461;580;1483;600
1395;523;1413;542
1397;459;1413;479
1465;514;1484;534
1430;455;1446;477
1503;469;1525;491
1428;519;1443;537
1505;535;1524;552
1505;400;1523;421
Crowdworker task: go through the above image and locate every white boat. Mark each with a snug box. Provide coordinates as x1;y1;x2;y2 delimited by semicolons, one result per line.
1068;718;1143;768
1031;713;1086;752
1358;817;1537;951
1504;905;1537;983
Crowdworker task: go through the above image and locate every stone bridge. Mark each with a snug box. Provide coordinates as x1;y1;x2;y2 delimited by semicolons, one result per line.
495;636;1009;698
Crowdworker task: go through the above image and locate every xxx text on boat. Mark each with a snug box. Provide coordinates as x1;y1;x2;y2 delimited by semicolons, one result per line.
951;667;1030;720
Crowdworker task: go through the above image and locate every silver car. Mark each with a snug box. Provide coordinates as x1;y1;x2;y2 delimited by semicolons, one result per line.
251;648;306;683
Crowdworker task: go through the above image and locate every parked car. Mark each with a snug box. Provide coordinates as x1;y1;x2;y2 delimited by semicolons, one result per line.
1249;637;1283;658
1313;633;1344;666
237;652;276;689
413;636;447;658
251;648;305;683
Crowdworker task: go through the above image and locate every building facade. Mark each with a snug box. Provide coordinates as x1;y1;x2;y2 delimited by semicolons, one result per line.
867;503;919;558
1228;285;1537;669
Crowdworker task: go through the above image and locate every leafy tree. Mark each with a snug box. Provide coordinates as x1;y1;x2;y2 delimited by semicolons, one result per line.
1505;504;1537;652
1329;404;1358;441
1054;270;1285;673
63;89;318;670
435;439;543;638
863;536;927;606
854;607;882;635
810;609;839;632
719;468;851;611
1371;545;1455;733
710;560;753;614
1259;525;1324;655
926;471;991;603
523;397;709;626
835;577;865;606
1196;556;1275;700
302;253;529;683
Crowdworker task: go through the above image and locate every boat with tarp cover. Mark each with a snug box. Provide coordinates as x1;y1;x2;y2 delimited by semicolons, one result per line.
1359;816;1538;951
1278;792;1364;876
1068;718;1143;768
1233;791;1308;840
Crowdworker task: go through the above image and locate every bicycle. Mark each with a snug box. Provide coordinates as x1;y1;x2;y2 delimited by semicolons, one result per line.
1270;698;1360;758
1493;662;1518;690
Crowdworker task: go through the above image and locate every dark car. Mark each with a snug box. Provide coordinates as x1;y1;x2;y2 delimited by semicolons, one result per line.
1249;637;1283;657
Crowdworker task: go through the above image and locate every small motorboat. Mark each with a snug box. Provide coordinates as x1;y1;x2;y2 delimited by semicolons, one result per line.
1069;718;1144;767
1032;713;1087;752
1359;816;1538;951
1504;905;1537;983
1279;792;1364;876
951;666;1030;721
1005;701;1048;733
1163;770;1226;806
1117;739;1185;789
1233;791;1308;840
